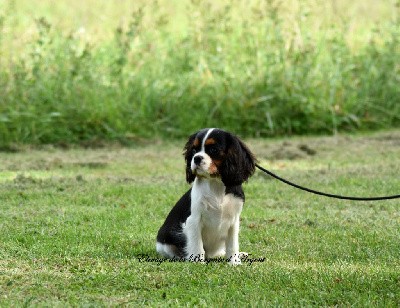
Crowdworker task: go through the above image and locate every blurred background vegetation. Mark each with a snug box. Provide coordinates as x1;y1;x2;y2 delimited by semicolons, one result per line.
0;0;399;148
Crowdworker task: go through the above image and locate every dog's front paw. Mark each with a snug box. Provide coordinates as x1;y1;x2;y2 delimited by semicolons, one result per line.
228;253;242;266
229;259;241;266
187;253;206;263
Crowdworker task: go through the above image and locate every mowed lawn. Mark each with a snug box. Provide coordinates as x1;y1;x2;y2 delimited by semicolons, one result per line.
0;131;399;306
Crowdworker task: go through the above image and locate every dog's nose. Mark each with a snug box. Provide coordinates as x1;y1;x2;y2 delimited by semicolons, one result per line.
193;155;203;166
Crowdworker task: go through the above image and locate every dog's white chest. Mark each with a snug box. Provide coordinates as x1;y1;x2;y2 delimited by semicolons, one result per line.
189;178;243;237
191;178;228;214
200;193;241;225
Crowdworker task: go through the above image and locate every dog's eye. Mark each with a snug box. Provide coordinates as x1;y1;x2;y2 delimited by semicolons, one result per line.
208;147;218;155
192;148;197;155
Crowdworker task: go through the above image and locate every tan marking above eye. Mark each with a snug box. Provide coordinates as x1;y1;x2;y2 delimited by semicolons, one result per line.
205;138;216;145
193;138;200;147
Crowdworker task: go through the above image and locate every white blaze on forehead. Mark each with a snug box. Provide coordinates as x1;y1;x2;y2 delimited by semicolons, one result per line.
201;128;215;152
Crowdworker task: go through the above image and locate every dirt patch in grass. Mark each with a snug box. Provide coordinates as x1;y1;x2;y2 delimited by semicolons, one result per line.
263;142;317;160
251;130;400;162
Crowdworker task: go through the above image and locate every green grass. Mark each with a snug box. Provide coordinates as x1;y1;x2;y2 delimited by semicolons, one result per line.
0;130;399;306
0;0;400;148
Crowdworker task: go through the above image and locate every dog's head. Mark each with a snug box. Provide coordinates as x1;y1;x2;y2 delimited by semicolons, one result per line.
183;128;256;186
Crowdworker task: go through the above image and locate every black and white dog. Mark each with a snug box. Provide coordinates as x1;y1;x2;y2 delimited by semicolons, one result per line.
156;128;256;265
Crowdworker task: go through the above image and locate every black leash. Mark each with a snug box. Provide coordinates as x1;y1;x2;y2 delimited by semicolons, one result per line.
255;163;400;201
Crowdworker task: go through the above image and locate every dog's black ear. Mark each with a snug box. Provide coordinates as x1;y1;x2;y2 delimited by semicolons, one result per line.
221;133;256;187
183;132;197;184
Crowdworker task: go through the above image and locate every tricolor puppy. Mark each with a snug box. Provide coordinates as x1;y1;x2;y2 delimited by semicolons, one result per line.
156;128;256;265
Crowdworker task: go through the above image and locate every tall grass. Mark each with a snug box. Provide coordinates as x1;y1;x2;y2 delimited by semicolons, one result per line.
0;0;399;147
